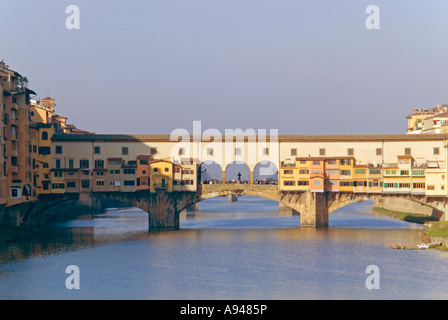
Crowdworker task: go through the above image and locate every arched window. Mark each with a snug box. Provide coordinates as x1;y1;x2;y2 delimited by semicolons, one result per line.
42;131;48;140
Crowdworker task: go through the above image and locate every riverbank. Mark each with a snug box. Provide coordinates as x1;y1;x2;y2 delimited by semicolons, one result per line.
373;206;448;250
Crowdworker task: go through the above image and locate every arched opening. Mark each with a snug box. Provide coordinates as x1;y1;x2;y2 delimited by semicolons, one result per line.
200;161;223;184
254;161;278;184
225;161;250;184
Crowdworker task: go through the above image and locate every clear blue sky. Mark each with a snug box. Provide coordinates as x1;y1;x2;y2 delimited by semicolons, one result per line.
2;0;448;134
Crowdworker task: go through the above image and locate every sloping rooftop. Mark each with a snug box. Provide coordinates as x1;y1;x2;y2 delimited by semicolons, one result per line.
51;133;448;142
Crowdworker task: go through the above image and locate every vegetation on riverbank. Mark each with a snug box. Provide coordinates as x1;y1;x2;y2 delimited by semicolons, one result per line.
373;206;448;250
424;221;448;239
372;206;438;224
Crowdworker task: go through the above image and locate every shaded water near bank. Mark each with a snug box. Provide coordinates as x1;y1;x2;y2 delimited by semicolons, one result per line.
1;196;448;300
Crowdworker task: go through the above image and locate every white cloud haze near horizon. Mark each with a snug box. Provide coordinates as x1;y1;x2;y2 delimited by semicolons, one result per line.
1;0;448;135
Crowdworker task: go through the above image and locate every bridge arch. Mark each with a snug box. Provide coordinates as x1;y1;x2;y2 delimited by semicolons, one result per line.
225;161;251;184
253;160;278;184
322;193;445;221
200;160;223;183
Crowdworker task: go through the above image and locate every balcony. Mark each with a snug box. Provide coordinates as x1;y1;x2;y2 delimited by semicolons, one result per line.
280;162;295;168
382;163;398;168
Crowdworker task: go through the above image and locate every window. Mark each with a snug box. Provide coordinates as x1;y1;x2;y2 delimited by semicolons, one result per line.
235;148;241;156
124;180;135;186
354;169;366;174
313;180;321;186
427;185;435;191
434;147;440;155
263;148;269;156
319;148;325;156
67;182;76;188
55;159;61;169
178;148;184;156
399;183;410;188
96;180;105;186
122;147;129;155
38;146;51;155
165;167;169;172
297;181;309;186
405;148;411;155
369;169;381;175
207;148;214;156
283;169;293;174
283;180;295;186
10;187;20;198
95;160;104;169
79;159;89;169
327;180;338;186
41;131;48;140
313;161;320;165
413;183;425;189
81;180;90;188
326;169;338;175
327;160;336;165
412;170;424;176
96;171;104;176
376;148;382;156
400;170;409;176
154;168;158;172
340;170;351;176
291;148;297;156
53;171;63;178
94;146;101;154
347;148;354;156
299;169;309;174
55;146;62;154
123;168;135;174
68;159;74;169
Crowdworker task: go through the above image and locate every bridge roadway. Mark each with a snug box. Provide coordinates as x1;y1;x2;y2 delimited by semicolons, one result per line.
4;183;447;230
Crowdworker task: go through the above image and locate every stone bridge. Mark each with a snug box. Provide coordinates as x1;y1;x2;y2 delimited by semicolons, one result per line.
3;184;447;230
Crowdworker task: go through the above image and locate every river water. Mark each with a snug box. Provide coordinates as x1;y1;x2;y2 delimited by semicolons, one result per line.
0;196;447;300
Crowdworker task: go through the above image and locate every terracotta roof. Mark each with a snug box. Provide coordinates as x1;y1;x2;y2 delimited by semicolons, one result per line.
52;133;448;142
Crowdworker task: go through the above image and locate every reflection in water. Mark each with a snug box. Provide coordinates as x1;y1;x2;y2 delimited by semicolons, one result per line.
0;197;447;300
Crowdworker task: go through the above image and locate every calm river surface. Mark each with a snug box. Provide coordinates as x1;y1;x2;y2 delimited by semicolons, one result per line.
1;196;448;300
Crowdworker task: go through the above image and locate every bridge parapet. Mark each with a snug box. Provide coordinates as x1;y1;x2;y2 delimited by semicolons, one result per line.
200;183;279;202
